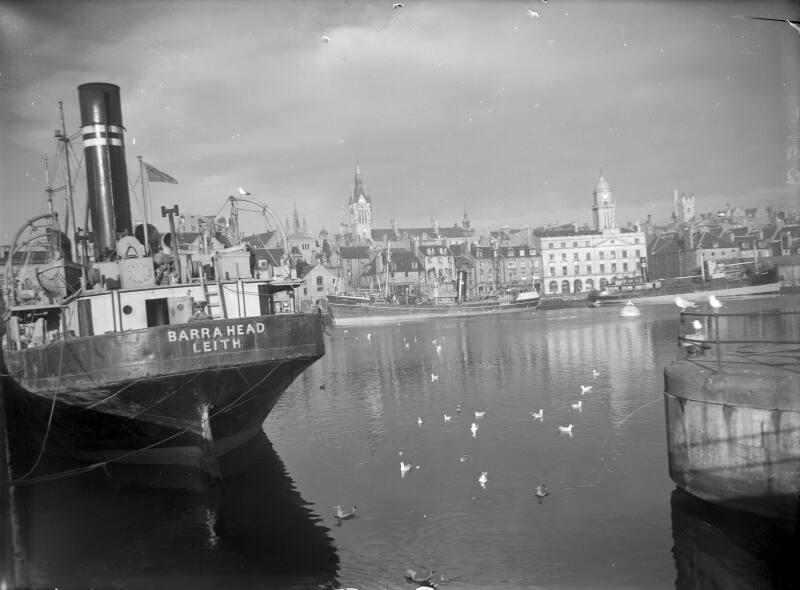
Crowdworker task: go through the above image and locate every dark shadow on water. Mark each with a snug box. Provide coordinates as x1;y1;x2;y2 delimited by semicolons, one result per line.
0;426;340;589
670;487;798;590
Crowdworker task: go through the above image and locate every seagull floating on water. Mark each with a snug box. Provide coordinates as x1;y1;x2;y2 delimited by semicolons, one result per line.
404;342;410;348
459;454;472;462
417;416;423;426
431;373;438;382
456;403;462;413
527;9;540;18
535;484;551;504
570;400;582;411
321;35;331;43
474;410;486;419
470;422;479;437
367;333;372;341
580;385;592;395
478;471;488;488
593;369;600;378
558;424;574;436
334;505;357;520
708;294;723;312
531;409;544;421
401;461;412;477
674;296;696;311
393;2;404;8
436;344;442;355
443;413;451;423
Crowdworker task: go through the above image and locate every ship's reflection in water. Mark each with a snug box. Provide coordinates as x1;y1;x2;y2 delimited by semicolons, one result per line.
2;431;339;589
670;488;796;589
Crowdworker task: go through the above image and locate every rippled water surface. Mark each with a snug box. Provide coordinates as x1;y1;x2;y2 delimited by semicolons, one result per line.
2;295;797;589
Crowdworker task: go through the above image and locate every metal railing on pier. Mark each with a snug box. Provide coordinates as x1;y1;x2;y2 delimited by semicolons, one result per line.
677;310;800;375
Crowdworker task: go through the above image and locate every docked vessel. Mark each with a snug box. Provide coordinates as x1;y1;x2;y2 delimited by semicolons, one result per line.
663;304;800;524
326;289;541;326
0;83;324;478
589;279;780;307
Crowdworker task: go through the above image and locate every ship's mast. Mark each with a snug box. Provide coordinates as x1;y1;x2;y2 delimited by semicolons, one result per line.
43;158;55;218
56;101;78;263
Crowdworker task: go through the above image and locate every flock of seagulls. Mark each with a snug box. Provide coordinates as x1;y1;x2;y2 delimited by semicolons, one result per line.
334;330;606;529
675;294;724;313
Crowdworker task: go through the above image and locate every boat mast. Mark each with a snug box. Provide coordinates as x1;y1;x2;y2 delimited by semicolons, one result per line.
43;158;56;218
385;241;391;299
138;156;151;255
56;101;78;264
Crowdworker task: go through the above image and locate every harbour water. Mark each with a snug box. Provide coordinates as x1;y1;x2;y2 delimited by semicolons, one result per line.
1;295;797;589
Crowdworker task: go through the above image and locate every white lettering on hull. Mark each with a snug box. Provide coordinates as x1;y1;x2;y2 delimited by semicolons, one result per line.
167;321;265;353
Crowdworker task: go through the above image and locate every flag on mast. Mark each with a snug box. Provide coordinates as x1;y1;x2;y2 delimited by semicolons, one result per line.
143;162;178;184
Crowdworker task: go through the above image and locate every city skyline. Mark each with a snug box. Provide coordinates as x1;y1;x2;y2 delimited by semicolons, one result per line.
1;0;798;241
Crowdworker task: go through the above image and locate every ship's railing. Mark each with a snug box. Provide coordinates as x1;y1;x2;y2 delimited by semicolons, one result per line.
677;310;800;374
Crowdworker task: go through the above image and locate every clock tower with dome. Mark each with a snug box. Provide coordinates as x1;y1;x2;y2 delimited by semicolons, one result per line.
592;172;617;232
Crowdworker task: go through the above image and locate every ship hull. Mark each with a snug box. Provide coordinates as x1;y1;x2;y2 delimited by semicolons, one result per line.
592;281;780;306
327;297;540;326
1;314;324;474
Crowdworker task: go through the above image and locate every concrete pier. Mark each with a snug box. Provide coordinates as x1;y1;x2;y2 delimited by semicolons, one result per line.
664;361;800;523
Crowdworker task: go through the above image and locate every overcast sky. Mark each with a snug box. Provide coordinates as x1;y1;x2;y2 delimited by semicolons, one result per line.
1;0;798;241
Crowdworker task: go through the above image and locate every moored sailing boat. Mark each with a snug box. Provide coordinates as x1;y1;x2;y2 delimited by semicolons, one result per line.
327;288;541;326
0;83;324;479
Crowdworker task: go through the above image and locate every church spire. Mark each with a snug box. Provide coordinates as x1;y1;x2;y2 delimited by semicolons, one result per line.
352;160;365;204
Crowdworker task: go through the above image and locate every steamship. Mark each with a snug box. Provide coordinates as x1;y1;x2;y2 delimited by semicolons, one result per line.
1;83;324;478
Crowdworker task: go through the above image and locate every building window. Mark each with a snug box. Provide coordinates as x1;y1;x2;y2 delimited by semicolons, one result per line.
599;252;605;260
585;241;590;247
586;264;592;274
549;280;558;293
635;238;640;244
635;249;640;258
622;262;628;272
549;254;555;261
622;250;627;258
561;253;567;261
611;251;616;259
600;263;605;273
611;263;617;273
573;264;580;275
573;253;579;260
519;249;525;256
573;242;578;248
562;265;568;276
560;242;566;248
586;253;591;260
548;242;554;249
549;267;556;277
316;276;324;292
